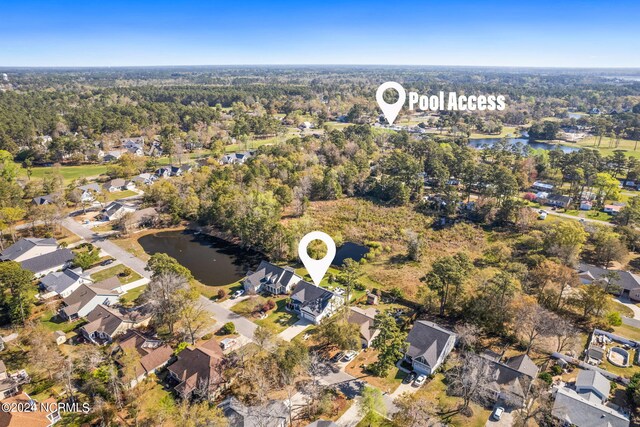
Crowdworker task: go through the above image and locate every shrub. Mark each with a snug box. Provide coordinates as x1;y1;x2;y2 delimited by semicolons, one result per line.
221;322;236;335
538;372;553;385
120;267;133;277
174;342;188;355
607;311;623;327
201;333;213;341
551;364;563;375
217;289;226;299
354;282;366;291
264;299;276;311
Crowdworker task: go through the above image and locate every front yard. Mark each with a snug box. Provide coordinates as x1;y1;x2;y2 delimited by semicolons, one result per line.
91;264;143;285
345;349;406;394
231;296;299;333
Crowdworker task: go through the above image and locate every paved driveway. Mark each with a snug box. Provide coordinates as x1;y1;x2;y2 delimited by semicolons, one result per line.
278;319;312;342
485;407;514;427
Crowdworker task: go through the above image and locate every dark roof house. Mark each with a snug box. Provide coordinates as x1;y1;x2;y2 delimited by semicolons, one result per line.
167;339;225;399
404;320;456;375
289;281;342;324
0;237;57;262
20;248;74;278
243;261;302;295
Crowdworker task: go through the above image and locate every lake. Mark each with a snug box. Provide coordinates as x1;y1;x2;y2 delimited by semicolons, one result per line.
138;230;262;286
468;137;580;153
333;242;370;266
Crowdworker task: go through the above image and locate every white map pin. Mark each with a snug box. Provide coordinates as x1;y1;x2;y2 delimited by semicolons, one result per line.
298;231;336;287
376;81;406;125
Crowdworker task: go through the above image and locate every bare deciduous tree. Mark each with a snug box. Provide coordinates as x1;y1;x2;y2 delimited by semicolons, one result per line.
142;272;189;334
446;352;494;409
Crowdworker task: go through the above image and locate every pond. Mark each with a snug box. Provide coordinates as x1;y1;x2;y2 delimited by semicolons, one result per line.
137;230;262;287
468;137;580;153
333;242;369;266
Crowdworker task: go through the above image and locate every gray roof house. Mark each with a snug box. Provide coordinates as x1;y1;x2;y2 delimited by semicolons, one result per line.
58;282;120;321
243;261;302;295
80;304;152;345
0;237;58;262
20;248;74;278
348;307;380;348
575;370;611;404
101;201;136;221
39;267;92;298
483;353;539;408
220;398;288;427
552;384;629;427
32;193;57;206
78;183;102;202
577;263;640;301
289;281;343;324
404;320;456;376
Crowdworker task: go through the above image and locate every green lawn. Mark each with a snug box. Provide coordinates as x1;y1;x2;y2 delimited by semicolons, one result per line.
231;296;299;333
91;264;142;284
120;285;147;304
40;311;85;333
614;323;640;342
563;209;613;222
107;189;138;201
356;412;394;427
18;163;109;183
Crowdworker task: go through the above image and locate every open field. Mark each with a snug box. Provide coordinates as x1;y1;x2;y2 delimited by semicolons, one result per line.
296;198;487;297
18;164;110;183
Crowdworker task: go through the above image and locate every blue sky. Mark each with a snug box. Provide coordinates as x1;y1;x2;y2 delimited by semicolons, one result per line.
1;0;639;67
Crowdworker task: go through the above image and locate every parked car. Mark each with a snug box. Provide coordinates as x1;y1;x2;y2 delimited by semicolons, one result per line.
413;374;427;387
403;372;416;384
491;406;504;421
334;288;345;295
342;350;357;362
231;290;245;299
101;259;115;266
330;352;344;363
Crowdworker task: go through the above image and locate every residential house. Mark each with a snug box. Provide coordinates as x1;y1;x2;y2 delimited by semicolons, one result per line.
179;164;194;174
103;178;127;192
221;151;255;165
288;281;343;324
31;194;56;206
580;200;593;211
166;338;225;400
404;320;456;376
0;360;29;400
545;194;572;208
121;137;145;146
39;267;92;299
155;166;171;179
124;143;144;156
578;263;640;301
131;173;155;185
532;181;554;192
80;304;152;345
552;370;628;427
347;307;380;348
480;353;539;408
220;398;289;427
604;204;624;215
101;201;136;221
574;370;610;404
115;330;173;387
242;261;302;295
130;207;159;229
58;282;120;321
20;248;74;278
78;183;102;202
147;141;163;157
0;238;58;262
103;150;123;162
0;392;60;426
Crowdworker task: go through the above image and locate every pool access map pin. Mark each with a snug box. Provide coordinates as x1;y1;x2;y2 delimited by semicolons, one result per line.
376;81;406;125
298;231;336;287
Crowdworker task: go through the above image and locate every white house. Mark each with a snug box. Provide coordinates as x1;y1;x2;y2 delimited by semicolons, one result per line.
101;202;136;221
404;320;456;375
0;237;58;262
242;261;302;295
288;281;343;324
39;267;92;299
58;283;120;321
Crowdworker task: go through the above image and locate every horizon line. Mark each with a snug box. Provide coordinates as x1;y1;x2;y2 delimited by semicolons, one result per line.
2;64;640;71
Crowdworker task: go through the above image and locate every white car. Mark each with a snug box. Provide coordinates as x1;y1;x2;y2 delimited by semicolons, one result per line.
413;374;427;387
231;290;245;299
334;288;345;295
342;350;357;362
491;406;504;421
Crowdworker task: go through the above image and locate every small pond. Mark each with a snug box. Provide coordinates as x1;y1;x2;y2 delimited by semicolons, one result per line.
333;242;370;267
138;230;262;287
468;137;580;153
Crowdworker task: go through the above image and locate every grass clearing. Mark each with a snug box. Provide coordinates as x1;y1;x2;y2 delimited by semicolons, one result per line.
18;164;110;183
91;264;142;284
121;285;147;305
107;189;138;201
40;310;84;333
614;323;640;342
356;411;394;427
